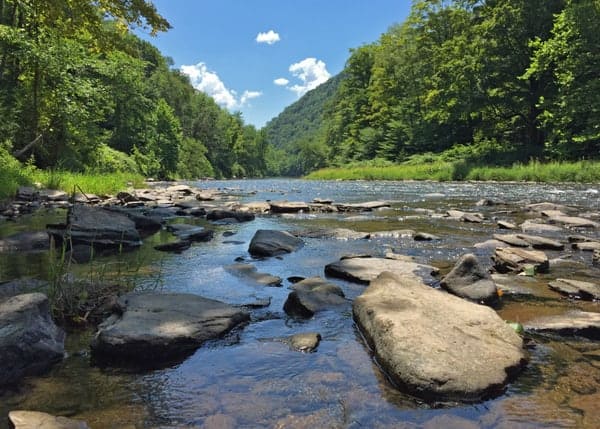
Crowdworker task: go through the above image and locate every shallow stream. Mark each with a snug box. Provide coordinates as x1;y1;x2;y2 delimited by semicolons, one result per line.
1;179;599;428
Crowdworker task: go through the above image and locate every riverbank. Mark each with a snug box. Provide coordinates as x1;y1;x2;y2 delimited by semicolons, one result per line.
305;160;600;182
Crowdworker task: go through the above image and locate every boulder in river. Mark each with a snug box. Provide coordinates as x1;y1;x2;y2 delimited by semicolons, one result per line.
546;214;599;229
283;277;347;318
334;201;390;212
520;220;563;234
248;229;304;257
166;224;214;242
572;241;600;251
440;254;498;304
47;204;141;252
325;255;438;285
0;231;49;253
0;293;65;386
525;311;600;340
414;232;440;241
353;272;527;402
493;247;549;274
154;240;191;253
8;411;90;429
493;234;564;250
91;292;250;363
293;228;370;240
288;332;321;352
497;220;517;230
548;278;600;301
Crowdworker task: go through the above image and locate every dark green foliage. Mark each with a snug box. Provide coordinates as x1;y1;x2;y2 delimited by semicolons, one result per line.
282;0;600;174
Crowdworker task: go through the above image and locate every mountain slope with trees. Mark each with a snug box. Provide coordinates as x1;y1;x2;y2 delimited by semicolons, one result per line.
275;0;600;174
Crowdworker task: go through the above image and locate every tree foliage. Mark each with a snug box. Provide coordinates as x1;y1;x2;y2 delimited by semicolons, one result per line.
0;0;268;179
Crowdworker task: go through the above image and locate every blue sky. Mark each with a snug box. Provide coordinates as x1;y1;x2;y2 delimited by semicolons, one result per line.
140;1;411;128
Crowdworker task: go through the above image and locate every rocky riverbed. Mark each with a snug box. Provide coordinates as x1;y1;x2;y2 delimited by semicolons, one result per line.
0;179;599;428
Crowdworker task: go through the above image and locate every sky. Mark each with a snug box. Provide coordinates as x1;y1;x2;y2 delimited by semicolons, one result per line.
139;1;411;128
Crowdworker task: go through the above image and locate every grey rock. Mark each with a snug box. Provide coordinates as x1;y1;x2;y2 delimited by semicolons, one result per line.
38;189;69;202
520;220;563;234
0;231;49;252
47;204;141;251
441;254;497;304
572;241;600;251
325;255;438;285
493;247;549;274
225;263;282;286
154;240;191;253
166;224;214;242
288;332;321;352
493;234;564;250
547;215;599;229
492;234;530;248
353;272;526;402
269;201;310;213
293;228;369;240
0;278;48;299
207;209;255;223
525;202;574;213
91;292;249;362
8;411;90;429
548;278;600;300
525;311;600;339
497;220;517;230
371;229;415;239
334;201;390;212
15;186;37;201
248;229;304;257
283;277;347;318
414;232;440;241
473;239;510;250
0;293;65;386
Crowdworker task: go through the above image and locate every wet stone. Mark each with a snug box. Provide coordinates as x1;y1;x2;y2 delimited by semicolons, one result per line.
248;229;304;257
493;247;549;274
548;278;600;300
440;253;498;304
225;263;282;286
525;311;600;340
288;332;321;352
8;411;90;429
283;277;347;318
414;232;440;241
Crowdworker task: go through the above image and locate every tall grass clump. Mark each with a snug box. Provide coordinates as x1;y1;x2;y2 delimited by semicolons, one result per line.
466;160;600;182
0;147;33;199
30;170;145;195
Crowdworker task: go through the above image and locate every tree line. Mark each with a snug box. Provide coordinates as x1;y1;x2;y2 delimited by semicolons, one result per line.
267;0;600;175
0;0;269;179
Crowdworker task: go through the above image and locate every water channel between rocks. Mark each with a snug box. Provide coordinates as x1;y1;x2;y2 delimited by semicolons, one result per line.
1;179;599;428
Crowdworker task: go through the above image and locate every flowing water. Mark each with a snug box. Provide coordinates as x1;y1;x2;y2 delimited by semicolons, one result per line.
1;179;599;428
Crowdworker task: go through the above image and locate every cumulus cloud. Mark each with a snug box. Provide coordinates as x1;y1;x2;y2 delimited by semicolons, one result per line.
256;30;280;45
240;90;262;106
288;57;331;97
273;77;289;86
181;62;261;109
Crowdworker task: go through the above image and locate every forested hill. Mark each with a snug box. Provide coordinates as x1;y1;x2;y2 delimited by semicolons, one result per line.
0;0;268;180
271;0;600;174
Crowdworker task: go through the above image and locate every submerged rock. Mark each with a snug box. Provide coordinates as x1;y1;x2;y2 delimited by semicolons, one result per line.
283;277;347;318
525;311;600;339
248;229;304;257
414;232;440;241
353;272;527;402
154;240;191;253
325;255;438;285
91;292;249;363
0;293;65;386
288;332;321;352
548;278;600;301
8;411;90;429
225;263;282;286
166;224;214;242
440;254;497;304
0;231;49;253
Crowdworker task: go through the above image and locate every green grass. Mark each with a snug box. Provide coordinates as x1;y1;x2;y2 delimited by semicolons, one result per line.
0;149;145;200
30;170;145;195
305;160;600;183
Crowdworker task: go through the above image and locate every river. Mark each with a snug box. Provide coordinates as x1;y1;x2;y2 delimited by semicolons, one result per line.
1;179;599;428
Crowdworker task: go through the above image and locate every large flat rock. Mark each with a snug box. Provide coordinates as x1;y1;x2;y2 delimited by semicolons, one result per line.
353;272;527;402
325;256;438;285
493;247;549;274
91;292;249;362
48;204;141;250
0;293;65;386
0;231;49;252
525;311;600;339
548;278;600;300
8;410;90;429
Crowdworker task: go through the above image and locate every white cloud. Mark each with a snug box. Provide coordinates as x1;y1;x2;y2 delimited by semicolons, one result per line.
256;30;280;45
273;77;289;86
181;62;262;109
288;57;331;97
240;90;262;106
